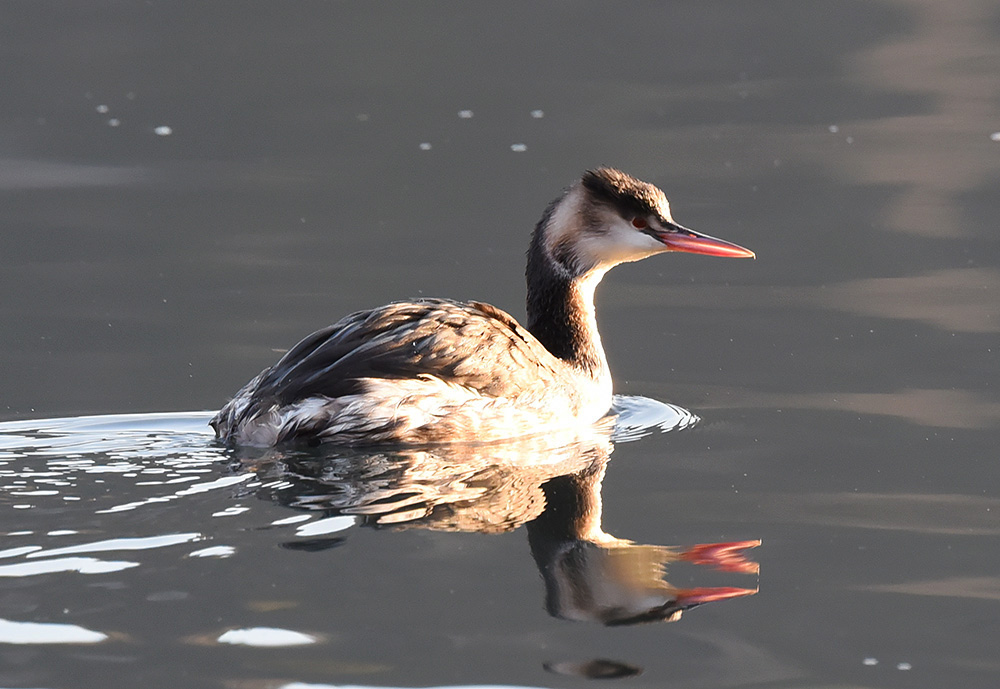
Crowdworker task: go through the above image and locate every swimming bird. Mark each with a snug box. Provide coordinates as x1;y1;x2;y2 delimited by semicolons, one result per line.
211;168;753;446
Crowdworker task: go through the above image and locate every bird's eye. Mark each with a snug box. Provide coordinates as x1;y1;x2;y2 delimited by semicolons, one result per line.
631;217;648;229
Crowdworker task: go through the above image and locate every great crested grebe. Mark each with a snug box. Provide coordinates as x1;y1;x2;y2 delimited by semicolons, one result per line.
212;168;754;446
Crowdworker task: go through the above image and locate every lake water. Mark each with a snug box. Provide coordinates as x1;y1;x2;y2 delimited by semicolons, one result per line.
1;2;999;688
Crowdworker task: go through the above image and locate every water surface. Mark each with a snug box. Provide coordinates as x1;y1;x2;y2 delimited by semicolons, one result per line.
2;2;999;688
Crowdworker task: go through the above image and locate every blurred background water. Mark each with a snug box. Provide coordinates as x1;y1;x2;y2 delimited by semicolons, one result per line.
1;2;998;688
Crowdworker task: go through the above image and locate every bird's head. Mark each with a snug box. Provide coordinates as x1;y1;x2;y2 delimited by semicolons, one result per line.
539;167;754;277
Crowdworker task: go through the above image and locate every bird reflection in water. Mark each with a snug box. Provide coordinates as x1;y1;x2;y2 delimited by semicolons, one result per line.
236;419;758;630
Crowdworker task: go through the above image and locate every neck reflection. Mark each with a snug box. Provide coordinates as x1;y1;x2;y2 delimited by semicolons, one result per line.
238;422;758;627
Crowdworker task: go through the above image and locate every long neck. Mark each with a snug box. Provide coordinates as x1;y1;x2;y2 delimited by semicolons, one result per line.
525;211;609;377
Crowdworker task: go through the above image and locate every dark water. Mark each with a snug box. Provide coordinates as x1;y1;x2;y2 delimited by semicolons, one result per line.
2;2;999;688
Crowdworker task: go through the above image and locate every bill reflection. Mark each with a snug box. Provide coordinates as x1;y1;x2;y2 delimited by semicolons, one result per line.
237;425;759;628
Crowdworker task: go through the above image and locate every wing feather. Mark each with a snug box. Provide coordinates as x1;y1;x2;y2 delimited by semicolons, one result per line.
232;298;571;423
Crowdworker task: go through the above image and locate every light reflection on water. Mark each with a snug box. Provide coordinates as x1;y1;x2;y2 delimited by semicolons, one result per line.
0;618;108;645
0;397;694;518
0;397;754;663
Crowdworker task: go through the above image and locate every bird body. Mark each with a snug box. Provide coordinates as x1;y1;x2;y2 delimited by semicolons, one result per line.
212;168;753;446
213;298;606;445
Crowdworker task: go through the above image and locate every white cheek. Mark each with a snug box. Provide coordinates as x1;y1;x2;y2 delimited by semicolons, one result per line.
578;224;666;267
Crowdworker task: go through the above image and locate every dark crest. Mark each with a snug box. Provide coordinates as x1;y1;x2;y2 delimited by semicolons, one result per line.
581;168;666;219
